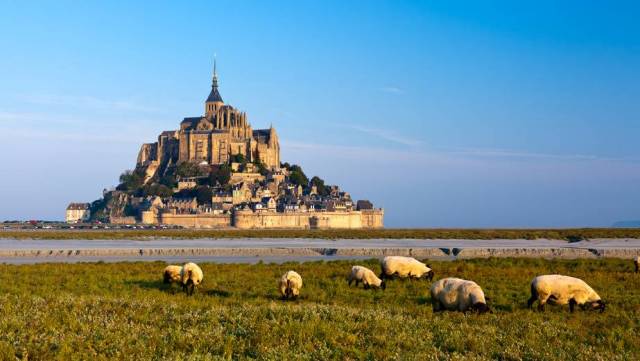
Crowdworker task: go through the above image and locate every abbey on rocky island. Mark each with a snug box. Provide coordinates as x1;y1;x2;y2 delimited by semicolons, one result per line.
82;62;383;229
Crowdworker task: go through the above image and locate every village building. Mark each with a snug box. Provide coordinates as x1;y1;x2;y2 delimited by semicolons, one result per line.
65;203;91;223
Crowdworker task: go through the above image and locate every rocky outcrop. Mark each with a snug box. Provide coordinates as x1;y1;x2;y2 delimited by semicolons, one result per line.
136;143;157;167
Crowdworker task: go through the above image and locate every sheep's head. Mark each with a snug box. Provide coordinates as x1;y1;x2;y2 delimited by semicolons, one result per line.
590;300;605;313
423;268;434;281
472;302;491;314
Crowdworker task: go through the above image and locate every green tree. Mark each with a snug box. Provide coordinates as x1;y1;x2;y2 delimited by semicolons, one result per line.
195;186;213;205
123;204;137;217
176;162;204;178
143;184;173;198
288;164;308;187
117;169;145;193
253;159;269;176
208;164;231;186
230;153;246;164
159;175;177;189
310;176;329;196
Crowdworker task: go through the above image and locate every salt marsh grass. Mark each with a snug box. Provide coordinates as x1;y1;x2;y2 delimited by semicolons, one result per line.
0;258;638;360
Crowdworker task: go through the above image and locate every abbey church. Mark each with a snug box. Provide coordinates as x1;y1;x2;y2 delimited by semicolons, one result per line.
136;62;280;176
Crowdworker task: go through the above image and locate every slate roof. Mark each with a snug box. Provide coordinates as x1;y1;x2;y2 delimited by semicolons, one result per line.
206;85;223;103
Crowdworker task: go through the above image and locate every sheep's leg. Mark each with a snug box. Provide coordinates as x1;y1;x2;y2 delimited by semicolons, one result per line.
364;283;370;290
537;297;548;312
431;299;441;313
355;280;360;287
348;279;353;287
569;299;576;313
527;284;538;309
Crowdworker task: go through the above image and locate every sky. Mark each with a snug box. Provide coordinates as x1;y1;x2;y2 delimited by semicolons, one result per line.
0;1;639;227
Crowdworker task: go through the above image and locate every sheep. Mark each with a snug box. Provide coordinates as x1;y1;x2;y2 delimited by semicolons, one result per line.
380;256;434;281
163;265;182;285
279;270;302;300
430;277;491;314
348;265;386;290
180;262;203;296
634;256;639;273
527;275;605;313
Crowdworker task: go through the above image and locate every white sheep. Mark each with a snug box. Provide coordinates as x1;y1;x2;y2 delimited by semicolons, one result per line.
180;262;204;296
163;265;182;285
279;270;303;299
348;265;386;290
527;275;605;312
380;256;434;281
430;277;491;313
634;256;639;273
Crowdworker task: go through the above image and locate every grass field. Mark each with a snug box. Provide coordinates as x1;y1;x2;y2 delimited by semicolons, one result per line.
2;227;640;240
0;258;638;360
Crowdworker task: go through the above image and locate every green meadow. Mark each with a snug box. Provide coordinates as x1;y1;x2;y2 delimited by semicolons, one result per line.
0;258;638;360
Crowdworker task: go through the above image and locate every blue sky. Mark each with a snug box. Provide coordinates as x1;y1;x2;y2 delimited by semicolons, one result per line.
0;1;638;227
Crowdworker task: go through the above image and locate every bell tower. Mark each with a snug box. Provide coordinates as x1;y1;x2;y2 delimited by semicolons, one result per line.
205;58;224;116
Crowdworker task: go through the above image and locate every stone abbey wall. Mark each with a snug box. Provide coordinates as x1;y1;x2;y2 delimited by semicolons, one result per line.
158;213;232;229
232;210;384;230
141;210;384;229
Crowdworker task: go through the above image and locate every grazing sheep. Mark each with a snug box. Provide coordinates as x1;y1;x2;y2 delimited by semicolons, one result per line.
380;256;434;281
430;277;491;313
279;270;303;300
634;256;639;273
163;265;182;284
180;262;203;296
527;275;605;313
348;266;386;290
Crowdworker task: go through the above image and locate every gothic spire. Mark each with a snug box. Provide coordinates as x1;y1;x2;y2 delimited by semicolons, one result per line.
212;56;218;87
206;56;223;103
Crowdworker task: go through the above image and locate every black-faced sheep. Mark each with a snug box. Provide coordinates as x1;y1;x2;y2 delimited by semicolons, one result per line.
380;256;434;281
279;270;302;300
527;275;605;313
348;265;386;290
163;265;182;284
430;277;491;314
180;262;203;296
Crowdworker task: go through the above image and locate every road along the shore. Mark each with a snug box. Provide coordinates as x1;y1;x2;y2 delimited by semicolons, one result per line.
0;238;638;264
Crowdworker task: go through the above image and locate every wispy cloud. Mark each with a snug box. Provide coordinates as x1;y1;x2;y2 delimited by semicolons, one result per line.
18;94;160;113
283;140;640;165
444;147;639;162
0;110;161;143
0;128;143;144
378;86;403;94
346;125;424;147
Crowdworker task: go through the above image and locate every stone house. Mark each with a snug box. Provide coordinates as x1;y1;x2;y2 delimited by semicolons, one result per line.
65;203;91;223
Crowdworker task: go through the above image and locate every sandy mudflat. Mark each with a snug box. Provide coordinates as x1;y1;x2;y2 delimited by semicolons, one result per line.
0;238;638;264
